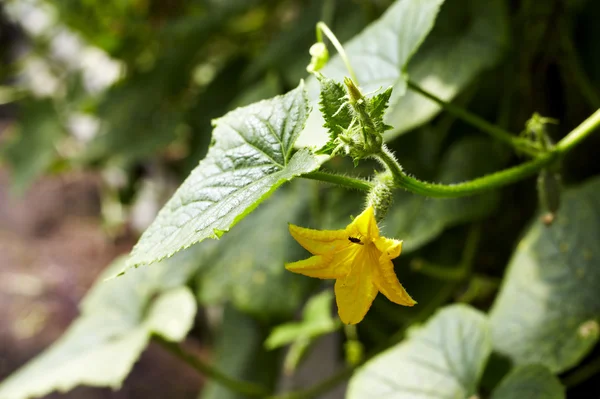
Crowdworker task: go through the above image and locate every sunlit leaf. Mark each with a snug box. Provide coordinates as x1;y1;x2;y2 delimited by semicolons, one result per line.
125;83;318;270
347;304;491;399
489;176;600;373
384;0;508;139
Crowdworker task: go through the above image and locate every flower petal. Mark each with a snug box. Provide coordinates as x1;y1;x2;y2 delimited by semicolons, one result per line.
374;237;403;260
285;244;357;279
334;247;378;324
373;256;416;306
347;206;379;241
289;224;349;255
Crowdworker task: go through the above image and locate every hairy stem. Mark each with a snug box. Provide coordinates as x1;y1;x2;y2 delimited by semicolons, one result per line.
302;171;373;191
378;145;557;198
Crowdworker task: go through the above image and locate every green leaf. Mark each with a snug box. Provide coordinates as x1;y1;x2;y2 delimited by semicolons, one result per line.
490;365;565;399
347;304;492;399
125;82;318;270
318;76;352;143
1;99;64;194
384;0;509;139
297;0;446;148
196;182;316;319
265;290;339;350
489;176;600;373
0;250;201;399
368;86;394;132
383;137;506;252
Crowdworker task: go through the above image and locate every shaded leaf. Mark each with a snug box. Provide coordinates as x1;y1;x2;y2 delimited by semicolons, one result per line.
383;137;507;252
490;364;565;399
196;182;316;319
0;250;201;399
201;305;278;399
347;304;491;399
125;83;318;270
297;0;445;148
489;176;600;373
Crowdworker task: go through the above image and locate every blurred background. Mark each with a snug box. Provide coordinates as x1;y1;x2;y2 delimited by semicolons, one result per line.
2;0;600;398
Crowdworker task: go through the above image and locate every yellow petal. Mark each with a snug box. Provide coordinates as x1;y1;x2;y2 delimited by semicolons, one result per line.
374;237;403;260
289;224;349;255
373;256;416;306
334;246;379;324
285;247;353;279
347;206;379;241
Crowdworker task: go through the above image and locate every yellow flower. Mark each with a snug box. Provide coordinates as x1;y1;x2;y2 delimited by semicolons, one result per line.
286;206;416;324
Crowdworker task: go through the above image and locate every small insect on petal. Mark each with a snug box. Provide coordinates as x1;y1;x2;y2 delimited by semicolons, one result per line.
348;236;364;245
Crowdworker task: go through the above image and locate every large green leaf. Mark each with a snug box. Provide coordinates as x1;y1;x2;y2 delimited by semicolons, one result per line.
489;176;600;373
296;0;445;149
383;137;507;252
125;83;318;270
0;249;201;399
385;0;508;139
195;182;316;319
347;304;492;399
1;99;64;193
490;365;565;399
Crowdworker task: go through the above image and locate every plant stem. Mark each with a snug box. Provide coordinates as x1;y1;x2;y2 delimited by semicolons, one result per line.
378;145;557;198
308;108;599;198
316;22;359;83
555;108;600;154
406;80;538;156
154;336;270;398
302;170;372;191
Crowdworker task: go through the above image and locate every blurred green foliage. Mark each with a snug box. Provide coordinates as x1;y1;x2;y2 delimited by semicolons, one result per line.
1;0;600;398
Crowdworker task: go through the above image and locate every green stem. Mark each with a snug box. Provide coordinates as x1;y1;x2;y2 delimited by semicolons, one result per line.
406;80;538;156
316;22;359;83
308;108;599;198
410;259;466;281
378;145;557;198
302;171;372;191
563;355;600;388
555;108;600;154
154;336;270;398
